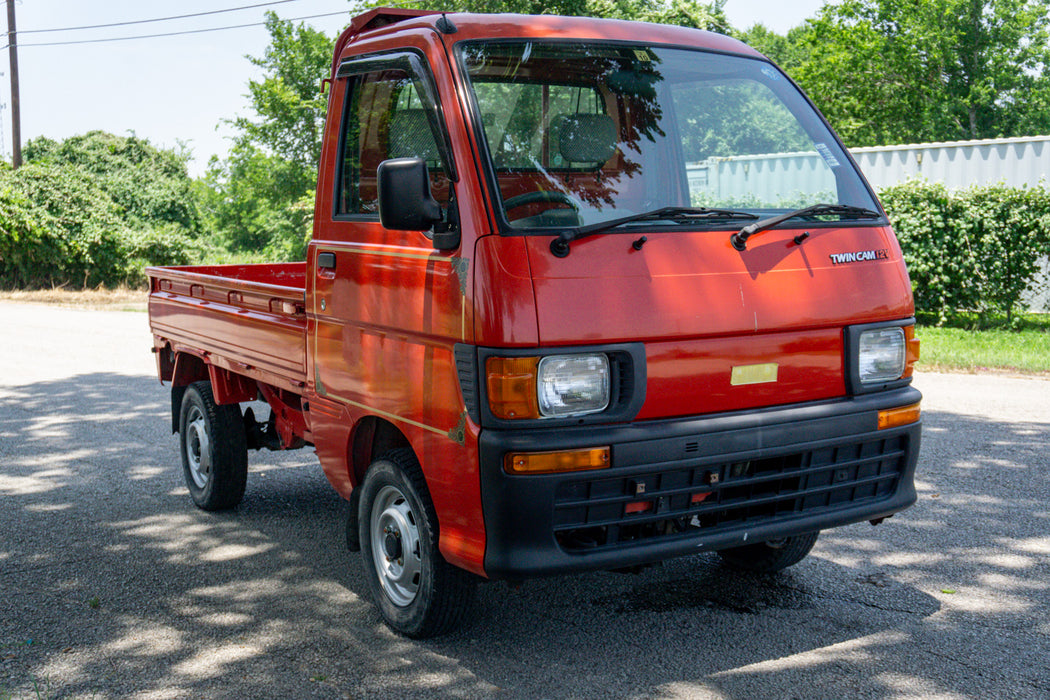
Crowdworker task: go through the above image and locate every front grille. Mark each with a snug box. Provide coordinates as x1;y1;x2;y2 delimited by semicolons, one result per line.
553;434;908;553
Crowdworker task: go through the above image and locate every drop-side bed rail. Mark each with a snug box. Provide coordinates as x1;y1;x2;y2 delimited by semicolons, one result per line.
146;263;309;394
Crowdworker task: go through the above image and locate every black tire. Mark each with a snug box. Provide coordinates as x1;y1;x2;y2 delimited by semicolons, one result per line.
178;380;248;511
717;531;819;573
358;448;476;638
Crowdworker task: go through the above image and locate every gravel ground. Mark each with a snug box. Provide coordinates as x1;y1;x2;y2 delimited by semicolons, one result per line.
1;301;1048;699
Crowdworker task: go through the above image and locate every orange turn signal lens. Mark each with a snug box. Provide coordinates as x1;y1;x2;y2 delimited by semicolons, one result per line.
878;402;921;430
903;326;921;378
504;447;611;475
486;356;540;419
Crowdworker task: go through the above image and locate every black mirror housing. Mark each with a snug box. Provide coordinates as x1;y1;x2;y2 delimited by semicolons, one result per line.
377;157;443;232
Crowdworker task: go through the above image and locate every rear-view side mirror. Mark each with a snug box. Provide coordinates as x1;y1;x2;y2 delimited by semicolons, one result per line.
378;158;456;249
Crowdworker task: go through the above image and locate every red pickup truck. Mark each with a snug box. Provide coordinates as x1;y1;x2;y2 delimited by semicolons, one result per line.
148;8;922;638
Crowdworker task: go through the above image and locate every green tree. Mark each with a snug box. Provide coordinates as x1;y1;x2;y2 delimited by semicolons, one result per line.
737;23;813;73
233;12;334;182
791;0;1050;146
590;0;729;30
205;12;333;258
199;143;312;258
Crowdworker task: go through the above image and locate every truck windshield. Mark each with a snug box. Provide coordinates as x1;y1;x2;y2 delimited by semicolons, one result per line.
458;41;882;233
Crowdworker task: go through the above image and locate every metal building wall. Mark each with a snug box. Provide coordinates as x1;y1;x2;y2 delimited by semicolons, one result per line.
851;135;1050;190
685;136;1050;198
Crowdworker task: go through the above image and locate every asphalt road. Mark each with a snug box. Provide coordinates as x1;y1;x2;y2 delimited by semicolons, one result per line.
1;301;1048;699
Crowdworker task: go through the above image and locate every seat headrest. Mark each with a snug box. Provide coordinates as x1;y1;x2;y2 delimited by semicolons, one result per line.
388;109;439;161
553;114;617;165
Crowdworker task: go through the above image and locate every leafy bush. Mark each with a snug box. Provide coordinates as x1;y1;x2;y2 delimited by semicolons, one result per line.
3;162;129;287
0;182;57;287
880;181;1050;324
122;224;202;286
24;131;204;234
0;132;205;289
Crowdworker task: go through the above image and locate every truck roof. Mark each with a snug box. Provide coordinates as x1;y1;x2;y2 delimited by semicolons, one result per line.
331;8;763;77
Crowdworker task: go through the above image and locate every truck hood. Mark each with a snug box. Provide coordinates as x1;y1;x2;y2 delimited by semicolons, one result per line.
523;225;914;419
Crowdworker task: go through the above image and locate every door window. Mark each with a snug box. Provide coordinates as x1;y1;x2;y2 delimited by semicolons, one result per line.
336;60;450;217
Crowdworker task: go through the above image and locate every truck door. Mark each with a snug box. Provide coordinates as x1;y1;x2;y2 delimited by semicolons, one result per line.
307;48;469;469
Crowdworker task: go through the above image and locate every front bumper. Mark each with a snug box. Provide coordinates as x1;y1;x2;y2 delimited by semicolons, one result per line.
478;386;921;579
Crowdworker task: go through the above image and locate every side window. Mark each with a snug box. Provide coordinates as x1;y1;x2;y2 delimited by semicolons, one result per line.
337;66;450;216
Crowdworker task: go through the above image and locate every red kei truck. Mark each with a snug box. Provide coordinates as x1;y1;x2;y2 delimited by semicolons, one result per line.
148;8;923;638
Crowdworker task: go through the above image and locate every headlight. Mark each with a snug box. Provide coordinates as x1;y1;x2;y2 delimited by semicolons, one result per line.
485;353;611;419
857;327;906;385
538;354;610;417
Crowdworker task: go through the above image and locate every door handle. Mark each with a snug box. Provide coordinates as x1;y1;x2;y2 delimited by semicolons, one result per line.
317;252;336;270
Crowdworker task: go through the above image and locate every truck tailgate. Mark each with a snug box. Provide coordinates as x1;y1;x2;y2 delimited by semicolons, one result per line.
147;263;308;389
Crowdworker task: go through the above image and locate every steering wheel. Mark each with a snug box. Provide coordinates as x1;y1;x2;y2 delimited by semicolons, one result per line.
503;190;579;217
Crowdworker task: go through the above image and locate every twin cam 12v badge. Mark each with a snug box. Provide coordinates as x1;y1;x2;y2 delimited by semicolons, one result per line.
829;249;889;265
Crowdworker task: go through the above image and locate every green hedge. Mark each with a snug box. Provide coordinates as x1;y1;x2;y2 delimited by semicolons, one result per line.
880;181;1050;323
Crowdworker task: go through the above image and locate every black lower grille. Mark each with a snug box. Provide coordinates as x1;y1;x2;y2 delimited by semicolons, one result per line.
553;434;908;553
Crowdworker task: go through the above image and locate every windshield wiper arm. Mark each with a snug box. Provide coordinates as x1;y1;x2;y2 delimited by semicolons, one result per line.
550;206;758;257
729;203;882;251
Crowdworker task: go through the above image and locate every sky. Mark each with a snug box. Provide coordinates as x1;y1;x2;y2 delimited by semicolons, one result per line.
3;0;827;176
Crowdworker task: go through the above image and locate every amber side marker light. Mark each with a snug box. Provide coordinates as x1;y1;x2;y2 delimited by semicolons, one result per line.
878;403;921;430
505;447;611;475
903;325;921;378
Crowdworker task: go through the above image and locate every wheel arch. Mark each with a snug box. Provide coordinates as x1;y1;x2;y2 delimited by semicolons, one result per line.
350;415;412;488
345;416;412;553
169;351;209;434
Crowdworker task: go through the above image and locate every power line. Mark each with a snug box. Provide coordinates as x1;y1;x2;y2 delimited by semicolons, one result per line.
2;10;351;50
19;0;311;35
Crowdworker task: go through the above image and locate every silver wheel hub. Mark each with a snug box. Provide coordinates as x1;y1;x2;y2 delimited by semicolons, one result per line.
186;406;211;489
370;485;422;607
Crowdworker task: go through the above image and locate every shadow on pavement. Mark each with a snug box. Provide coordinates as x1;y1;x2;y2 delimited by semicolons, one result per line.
1;373;1047;698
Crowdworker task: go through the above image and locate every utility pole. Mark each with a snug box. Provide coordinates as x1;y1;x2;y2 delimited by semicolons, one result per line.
6;0;20;169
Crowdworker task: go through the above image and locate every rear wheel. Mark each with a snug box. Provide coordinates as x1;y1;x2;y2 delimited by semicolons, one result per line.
178;381;248;511
717;531;819;573
358;449;476;638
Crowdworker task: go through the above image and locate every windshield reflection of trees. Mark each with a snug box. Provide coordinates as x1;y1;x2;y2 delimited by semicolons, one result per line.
465;43;671;218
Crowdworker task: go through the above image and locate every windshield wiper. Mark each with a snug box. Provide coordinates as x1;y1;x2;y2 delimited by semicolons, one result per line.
729;203;882;251
550;206;758;257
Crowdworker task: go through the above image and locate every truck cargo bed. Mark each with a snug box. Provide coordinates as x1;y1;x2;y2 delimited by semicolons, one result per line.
147;263;308;391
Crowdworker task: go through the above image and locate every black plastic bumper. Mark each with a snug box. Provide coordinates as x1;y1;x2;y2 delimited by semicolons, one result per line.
478;387;921;579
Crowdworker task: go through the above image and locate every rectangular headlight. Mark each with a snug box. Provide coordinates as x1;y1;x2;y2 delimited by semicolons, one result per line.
538;354;610;417
858;327;906;384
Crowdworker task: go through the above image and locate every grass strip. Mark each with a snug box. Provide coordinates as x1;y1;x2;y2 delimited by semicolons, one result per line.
916;326;1050;374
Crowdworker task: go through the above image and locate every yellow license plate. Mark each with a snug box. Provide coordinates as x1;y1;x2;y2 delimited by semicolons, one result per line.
730;363;779;386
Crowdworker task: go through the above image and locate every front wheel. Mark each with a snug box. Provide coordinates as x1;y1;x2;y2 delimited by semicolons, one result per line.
358;449;476;638
717;531;819;573
178;381;248;511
